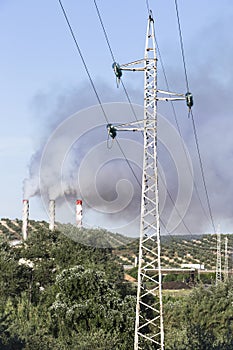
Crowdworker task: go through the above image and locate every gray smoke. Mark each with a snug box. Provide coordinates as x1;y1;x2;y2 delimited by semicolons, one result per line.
23;10;233;235
160;12;233;234
23;82;129;199
23;81;144;233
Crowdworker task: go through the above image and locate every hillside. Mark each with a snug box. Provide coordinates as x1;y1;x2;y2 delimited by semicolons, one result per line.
0;218;133;248
1;220;233;349
1;218;232;272
113;233;233;271
0;225;136;349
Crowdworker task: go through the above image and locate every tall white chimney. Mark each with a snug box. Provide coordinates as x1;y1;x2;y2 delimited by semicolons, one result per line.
22;199;29;240
76;199;82;228
49;200;55;231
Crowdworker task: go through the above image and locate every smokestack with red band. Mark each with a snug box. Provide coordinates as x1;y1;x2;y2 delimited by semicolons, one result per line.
22;199;29;240
76;199;82;227
49;200;55;231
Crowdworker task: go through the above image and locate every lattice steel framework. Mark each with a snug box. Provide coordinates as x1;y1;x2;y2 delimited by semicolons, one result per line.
216;227;222;285
109;11;190;350
113;13;164;349
133;14;164;350
224;237;229;282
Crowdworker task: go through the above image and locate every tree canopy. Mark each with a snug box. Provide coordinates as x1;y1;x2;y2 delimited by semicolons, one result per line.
0;228;136;349
1;228;233;349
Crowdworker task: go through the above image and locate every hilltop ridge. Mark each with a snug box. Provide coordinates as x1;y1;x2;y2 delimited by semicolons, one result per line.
1;218;232;272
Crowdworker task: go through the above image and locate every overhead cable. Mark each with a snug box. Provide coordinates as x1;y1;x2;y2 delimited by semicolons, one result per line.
93;0;141;124
155;37;211;226
57;0;141;187
93;0;197;238
174;0;216;233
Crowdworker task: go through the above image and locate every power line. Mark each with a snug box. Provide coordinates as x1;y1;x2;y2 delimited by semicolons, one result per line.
116;141;141;187
93;0;142;125
158;172;195;238
174;0;216;233
145;0;150;14
58;1;219;267
93;0;197;238
145;1;211;234
174;0;189;92
190;110;216;232
155;37;211;227
93;0;115;61
57;0;141;188
67;0;214;246
59;0;216;243
93;1;195;288
57;0;109;123
145;2;211;234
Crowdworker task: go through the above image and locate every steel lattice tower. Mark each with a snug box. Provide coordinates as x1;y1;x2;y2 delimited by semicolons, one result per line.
109;11;191;350
224;237;229;282
216;226;222;285
111;15;163;348
134;14;164;350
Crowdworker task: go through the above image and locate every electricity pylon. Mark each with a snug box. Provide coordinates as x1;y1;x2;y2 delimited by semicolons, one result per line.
224;237;229;282
109;11;192;350
216;226;222;285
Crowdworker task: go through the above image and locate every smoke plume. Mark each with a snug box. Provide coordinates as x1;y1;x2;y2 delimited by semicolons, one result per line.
23;9;233;235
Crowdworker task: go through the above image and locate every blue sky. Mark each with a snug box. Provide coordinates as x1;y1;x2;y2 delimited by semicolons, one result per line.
0;1;233;235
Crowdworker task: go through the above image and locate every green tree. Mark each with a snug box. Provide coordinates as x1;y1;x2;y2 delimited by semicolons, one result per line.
164;280;233;349
50;265;135;348
0;227;138;349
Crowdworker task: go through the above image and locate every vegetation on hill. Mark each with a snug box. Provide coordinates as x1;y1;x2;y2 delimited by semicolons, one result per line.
164;281;233;349
114;233;233;272
1;218;232;273
0;228;136;349
1;220;233;348
56;222;133;248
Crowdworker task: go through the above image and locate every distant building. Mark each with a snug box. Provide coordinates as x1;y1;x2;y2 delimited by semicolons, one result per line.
123;264;134;270
181;263;205;270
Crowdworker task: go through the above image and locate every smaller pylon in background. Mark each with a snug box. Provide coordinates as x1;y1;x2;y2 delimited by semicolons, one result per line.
22;199;29;240
224;237;229;282
216;225;222;285
49;200;55;231
76;200;82;228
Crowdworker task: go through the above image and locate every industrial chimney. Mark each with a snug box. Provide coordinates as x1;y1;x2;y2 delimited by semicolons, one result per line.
22;199;29;240
49;200;55;231
76;199;82;228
